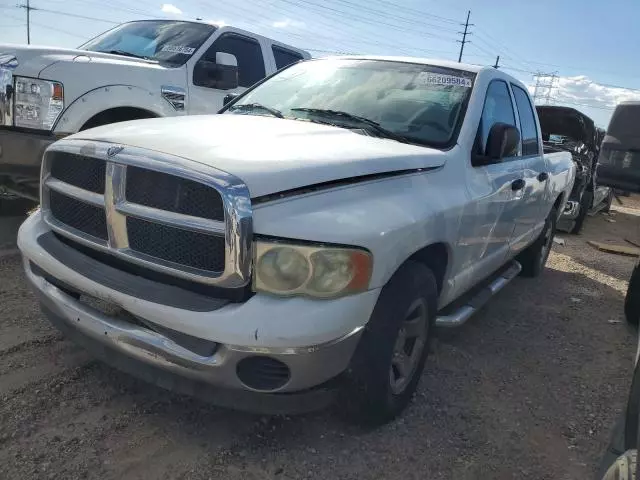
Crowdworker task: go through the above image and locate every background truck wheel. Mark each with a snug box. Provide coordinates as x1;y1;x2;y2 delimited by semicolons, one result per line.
518;207;557;278
339;261;437;425
602;189;614;213
0;197;37;217
570;190;593;234
625;262;640;326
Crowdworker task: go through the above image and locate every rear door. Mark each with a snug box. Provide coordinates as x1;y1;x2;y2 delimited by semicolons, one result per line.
511;84;547;251
457;80;525;289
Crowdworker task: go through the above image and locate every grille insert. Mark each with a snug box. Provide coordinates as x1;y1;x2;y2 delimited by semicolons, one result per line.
49;190;108;240
127;217;226;272
49;152;106;193
126;166;224;221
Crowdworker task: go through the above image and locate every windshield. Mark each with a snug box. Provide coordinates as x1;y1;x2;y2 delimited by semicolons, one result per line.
80;20;216;66
226;59;475;148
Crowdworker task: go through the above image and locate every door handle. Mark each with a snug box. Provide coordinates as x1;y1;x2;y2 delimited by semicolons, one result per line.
537;172;549;182
511;179;526;191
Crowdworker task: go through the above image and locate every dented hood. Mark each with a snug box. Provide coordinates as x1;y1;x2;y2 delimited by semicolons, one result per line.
70;114;447;198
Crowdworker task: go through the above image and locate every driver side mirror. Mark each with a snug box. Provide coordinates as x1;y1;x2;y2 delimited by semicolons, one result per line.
484;123;520;163
223;92;239;106
193;51;238;90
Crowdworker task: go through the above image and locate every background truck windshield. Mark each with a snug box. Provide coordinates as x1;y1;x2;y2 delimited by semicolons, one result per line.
80;20;215;66
231;59;475;148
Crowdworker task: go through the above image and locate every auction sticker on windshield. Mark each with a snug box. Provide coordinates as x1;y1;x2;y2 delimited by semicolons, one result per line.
161;45;196;55
415;72;472;88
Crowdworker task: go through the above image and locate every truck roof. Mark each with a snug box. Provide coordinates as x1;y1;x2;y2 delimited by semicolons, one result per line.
326;55;487;73
321;55;528;91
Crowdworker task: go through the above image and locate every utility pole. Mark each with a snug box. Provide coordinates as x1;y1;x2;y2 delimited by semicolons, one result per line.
457;10;473;63
18;0;34;44
493;55;500;69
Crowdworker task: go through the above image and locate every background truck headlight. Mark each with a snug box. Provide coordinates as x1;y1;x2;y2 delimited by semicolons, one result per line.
254;240;373;298
14;77;63;130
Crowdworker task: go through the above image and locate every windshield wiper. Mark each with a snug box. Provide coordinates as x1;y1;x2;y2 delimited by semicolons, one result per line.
228;103;284;118
99;50;152;60
290;108;409;143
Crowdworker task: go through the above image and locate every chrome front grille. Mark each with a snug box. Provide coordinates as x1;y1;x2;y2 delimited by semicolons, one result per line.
41;140;253;288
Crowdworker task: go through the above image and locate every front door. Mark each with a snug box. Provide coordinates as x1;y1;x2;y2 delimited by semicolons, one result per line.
511;83;548;251
453;80;525;298
187;32;267;115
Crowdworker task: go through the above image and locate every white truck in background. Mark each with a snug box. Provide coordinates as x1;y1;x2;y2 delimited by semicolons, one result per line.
19;57;575;424
0;19;309;211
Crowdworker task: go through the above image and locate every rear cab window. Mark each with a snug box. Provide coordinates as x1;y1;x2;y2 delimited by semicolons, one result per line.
511;84;540;156
272;45;304;70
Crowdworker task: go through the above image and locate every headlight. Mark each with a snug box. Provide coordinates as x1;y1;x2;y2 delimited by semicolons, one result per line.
254;240;373;299
14;77;63;130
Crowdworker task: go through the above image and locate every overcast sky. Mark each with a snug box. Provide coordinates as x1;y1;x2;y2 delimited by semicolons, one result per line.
2;0;640;127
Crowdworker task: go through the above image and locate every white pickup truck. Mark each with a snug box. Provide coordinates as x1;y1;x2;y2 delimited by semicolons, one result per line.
18;56;575;424
0;19;309;209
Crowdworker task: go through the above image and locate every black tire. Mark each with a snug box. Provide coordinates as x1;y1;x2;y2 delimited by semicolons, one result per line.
339;261;437;425
602;189;614;213
625;263;640;327
517;207;557;278
570;190;593;234
0;197;37;217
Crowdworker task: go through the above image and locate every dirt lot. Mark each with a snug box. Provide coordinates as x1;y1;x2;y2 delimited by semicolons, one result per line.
1;199;639;480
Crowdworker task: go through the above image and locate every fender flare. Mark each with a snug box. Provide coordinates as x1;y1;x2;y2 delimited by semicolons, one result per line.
52;84;178;134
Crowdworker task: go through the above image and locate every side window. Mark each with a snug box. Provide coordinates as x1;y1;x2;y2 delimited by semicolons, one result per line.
477;80;516;157
512;85;540;156
199;34;266;88
272;45;303;70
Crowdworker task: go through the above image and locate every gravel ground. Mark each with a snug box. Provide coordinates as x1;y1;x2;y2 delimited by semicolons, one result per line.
1;198;639;480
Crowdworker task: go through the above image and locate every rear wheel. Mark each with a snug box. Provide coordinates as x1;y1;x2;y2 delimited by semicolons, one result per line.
518;207;557;277
625;262;640;326
570;190;593;234
339;261;437;425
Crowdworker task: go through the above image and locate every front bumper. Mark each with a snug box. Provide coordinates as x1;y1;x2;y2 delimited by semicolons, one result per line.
19;212;380;411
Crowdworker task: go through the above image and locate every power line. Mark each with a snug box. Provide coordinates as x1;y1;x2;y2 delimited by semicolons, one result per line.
457;10;473;62
25;6;120;25
274;0;458;42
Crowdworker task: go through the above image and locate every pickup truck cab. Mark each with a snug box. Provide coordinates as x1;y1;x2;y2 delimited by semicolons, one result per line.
18;56;575;424
0;19;309;208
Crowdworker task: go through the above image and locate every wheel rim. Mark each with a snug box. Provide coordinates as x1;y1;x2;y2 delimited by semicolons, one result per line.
389;298;428;395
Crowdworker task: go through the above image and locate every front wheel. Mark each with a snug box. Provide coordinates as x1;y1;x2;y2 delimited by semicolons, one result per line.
517;207;557;277
339;261;437;425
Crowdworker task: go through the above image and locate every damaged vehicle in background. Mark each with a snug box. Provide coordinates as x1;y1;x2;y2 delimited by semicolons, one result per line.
0;19;309;214
536;106;612;234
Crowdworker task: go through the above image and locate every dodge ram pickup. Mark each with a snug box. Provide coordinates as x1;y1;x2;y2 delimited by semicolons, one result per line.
0;19;309;210
18;56;575;424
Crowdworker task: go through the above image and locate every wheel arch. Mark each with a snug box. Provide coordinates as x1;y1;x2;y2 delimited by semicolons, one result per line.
401;242;451;296
52;85;174;134
80;106;159;131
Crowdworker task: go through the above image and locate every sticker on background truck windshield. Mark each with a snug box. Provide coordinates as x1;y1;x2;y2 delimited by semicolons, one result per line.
415;72;472;88
161;45;196;55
